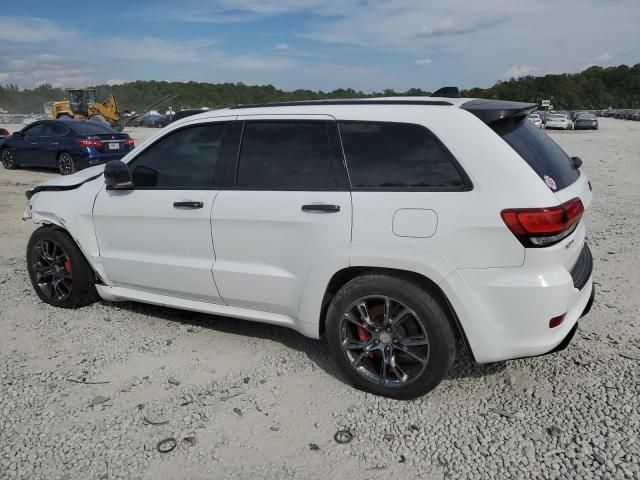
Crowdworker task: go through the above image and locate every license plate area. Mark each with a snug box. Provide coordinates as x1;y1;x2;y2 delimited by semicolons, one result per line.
107;142;120;150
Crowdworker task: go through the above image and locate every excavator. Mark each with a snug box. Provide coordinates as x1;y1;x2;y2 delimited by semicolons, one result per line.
47;88;175;132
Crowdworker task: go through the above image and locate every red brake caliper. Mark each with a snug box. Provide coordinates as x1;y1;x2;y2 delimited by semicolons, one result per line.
357;326;368;342
63;259;71;273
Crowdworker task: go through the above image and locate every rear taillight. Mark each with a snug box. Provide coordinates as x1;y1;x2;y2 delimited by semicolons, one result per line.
124;137;135;147
77;138;102;148
501;197;584;247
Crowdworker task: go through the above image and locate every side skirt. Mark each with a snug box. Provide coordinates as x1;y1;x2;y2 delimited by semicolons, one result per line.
95;285;307;333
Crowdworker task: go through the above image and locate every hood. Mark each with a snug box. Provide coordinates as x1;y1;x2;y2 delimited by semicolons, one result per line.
26;164;105;199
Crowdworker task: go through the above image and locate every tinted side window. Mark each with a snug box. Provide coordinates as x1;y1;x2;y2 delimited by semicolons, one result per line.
45;123;67;136
339;122;466;189
236;122;336;190
23;124;47;137
129;123;225;189
492;119;579;191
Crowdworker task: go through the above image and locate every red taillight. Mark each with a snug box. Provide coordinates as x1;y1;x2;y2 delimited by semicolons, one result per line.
124;137;135;147
501;198;584;247
77;138;102;148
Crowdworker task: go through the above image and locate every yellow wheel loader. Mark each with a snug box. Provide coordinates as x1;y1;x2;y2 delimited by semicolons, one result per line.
49;88;124;131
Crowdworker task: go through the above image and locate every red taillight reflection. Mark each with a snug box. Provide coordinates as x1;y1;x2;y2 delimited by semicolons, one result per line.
501;198;584;247
124;137;135;147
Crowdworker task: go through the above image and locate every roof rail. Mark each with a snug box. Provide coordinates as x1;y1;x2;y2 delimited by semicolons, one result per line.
230;99;453;109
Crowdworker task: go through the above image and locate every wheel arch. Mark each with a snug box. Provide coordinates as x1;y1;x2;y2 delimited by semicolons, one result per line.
319;266;475;360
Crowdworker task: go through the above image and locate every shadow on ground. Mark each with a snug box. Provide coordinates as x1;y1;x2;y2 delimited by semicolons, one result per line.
111;300;507;387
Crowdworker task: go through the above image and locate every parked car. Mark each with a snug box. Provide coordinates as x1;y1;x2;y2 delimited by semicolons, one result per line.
545;113;573;130
527;113;543;128
133;112;169;128
23;96;594;399
574;113;599;130
1;120;134;175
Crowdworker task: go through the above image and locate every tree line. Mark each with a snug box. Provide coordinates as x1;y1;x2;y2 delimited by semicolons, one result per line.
1;63;638;114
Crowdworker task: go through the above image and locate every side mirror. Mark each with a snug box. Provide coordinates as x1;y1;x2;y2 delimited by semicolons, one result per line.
571;156;583;169
104;160;133;189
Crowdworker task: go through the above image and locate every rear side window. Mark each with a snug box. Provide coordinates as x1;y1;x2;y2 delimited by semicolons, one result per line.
492;119;579;191
129;123;226;189
339;122;467;189
237;122;342;190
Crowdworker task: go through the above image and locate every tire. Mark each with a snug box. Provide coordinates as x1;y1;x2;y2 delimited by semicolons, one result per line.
1;148;17;169
57;152;75;175
26;226;98;309
89;114;109;126
325;272;456;399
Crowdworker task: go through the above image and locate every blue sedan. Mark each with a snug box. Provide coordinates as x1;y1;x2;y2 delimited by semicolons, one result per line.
0;119;135;175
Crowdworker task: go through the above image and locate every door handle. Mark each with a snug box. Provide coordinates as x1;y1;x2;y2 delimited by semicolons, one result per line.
173;201;204;209
301;204;341;213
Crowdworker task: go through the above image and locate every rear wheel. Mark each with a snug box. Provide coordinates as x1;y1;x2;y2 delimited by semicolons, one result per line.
326;272;456;399
26;226;98;308
1;148;17;169
57;152;75;175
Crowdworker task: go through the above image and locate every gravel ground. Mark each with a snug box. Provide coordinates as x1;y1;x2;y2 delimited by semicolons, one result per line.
1;120;639;480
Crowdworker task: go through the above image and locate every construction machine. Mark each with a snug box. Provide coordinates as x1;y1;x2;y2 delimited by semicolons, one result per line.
47;89;176;132
48;89;124;130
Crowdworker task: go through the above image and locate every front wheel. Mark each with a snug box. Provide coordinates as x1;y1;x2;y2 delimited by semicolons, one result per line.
26;226;98;308
1;148;17;169
326;272;456;399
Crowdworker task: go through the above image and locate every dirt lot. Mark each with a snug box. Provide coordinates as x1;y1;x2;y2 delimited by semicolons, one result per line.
1;119;639;480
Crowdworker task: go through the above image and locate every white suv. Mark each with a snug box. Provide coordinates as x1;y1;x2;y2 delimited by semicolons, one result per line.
23;96;594;399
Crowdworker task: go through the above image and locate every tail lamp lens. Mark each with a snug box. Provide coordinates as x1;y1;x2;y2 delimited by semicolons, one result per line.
549;314;566;329
77;138;102;148
124;137;135;146
501;198;584;247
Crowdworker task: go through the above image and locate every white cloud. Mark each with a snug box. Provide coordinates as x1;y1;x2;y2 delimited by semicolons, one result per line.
101;37;217;62
414;58;432;66
0;16;75;43
212;53;294;71
105;78;127;86
596;53;613;62
504;65;540;79
417;17;507;38
275;43;289;51
0;73;9;81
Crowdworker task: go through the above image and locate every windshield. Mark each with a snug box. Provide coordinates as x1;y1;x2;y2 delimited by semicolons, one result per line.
550;114;566;120
492;119;580;191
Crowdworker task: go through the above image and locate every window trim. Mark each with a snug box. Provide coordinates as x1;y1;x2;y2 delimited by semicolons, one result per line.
124;121;231;191
337;120;473;192
229;119;350;192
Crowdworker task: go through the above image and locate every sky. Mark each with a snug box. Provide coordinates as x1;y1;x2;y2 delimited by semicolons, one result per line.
0;0;638;92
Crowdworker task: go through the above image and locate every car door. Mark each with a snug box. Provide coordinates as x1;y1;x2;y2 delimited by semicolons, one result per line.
14;123;47;166
33;122;67;167
92;119;235;303
211;116;352;319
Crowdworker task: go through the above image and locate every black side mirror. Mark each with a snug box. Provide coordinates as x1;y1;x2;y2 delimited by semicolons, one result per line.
104;160;133;189
571;156;583;169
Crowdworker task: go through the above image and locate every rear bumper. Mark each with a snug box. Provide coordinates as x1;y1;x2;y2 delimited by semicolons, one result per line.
441;243;594;363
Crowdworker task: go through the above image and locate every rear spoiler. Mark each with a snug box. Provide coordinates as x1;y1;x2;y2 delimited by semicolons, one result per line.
461;99;537;124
